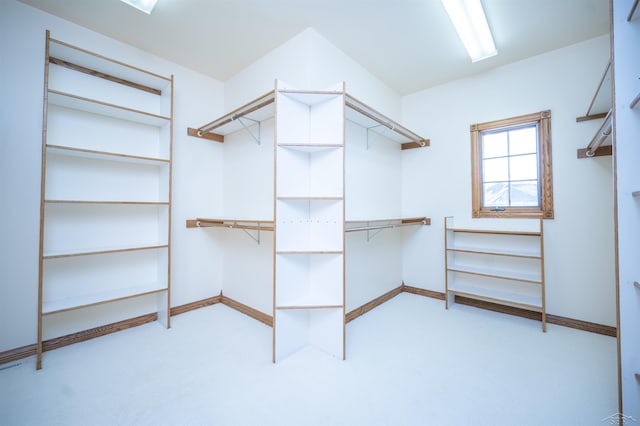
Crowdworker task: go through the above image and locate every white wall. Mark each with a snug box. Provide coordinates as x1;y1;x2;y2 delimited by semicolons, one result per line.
0;0;225;351
401;35;616;326
220;28;407;315
224;28;401;119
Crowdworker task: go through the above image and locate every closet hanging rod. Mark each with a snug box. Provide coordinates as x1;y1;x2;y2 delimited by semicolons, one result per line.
345;94;428;146
345;217;430;232
196;90;276;135
628;0;639;21
582;60;611;120
630;92;640;110
584;110;612;157
186;218;274;231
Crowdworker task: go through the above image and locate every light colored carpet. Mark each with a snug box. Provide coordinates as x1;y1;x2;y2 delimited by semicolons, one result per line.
0;293;618;425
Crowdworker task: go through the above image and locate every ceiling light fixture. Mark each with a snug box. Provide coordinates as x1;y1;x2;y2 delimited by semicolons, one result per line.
441;0;497;62
120;0;158;14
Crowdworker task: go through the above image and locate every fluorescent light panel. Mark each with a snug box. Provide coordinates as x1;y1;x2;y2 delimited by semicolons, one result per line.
120;0;158;14
441;0;497;62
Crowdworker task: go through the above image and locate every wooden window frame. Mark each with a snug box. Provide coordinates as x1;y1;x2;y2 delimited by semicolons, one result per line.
471;110;554;219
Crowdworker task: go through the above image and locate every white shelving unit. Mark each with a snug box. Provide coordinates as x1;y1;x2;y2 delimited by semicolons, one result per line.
274;82;346;361
186;80;429;362
37;32;173;369
613;0;640;417
444;217;546;331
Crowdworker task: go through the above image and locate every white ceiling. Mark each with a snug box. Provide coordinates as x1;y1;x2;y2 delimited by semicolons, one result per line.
18;0;610;95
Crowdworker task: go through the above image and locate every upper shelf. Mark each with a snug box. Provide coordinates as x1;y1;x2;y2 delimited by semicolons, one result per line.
188;87;429;149
48;89;171;127
49;38;171;95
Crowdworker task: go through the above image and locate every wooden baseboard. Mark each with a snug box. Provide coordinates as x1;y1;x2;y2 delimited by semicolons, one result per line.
0;296;223;366
401;284;446;300
220;295;273;327
170;295;221;316
1;288;616;366
454;296;617;337
0;312;158;366
346;286;403;323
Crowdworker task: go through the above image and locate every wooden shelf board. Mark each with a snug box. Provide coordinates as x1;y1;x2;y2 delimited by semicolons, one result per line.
447;227;541;237
278;89;343;106
447;245;541;259
448;265;542;284
276;304;344;311
43;283;168;315
447;286;542;310
276;251;343;255
45;200;169;205
49;38;171;91
277;196;343;201
48;90;170;127
277;143;343;152
43;244;168;260
46;144;169;165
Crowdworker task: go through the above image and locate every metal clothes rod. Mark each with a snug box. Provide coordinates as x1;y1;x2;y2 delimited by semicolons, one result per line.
345;94;427;146
194;219;274;232
345;219;429;233
585;110;612;157
196;90;275;136
585;60;611;117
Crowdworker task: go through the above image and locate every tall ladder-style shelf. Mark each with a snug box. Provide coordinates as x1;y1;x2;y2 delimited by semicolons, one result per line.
274;82;346;361
37;32;174;369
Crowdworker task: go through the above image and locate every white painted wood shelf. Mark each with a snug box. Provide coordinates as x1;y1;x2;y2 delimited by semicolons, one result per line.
444;217;546;331
37;32;173;369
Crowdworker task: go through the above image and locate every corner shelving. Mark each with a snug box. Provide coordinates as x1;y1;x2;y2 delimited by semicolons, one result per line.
274;82;346;362
444;217;546;331
186;79;430;363
37;31;173;369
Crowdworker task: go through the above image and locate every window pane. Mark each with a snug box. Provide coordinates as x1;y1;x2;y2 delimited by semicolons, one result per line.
483;157;508;182
483;182;509;207
482;132;508;158
510;154;538;181
508;126;537;155
510;181;539;206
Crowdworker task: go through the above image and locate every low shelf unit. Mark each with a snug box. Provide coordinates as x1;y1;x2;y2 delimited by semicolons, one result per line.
444;217;546;331
37;31;173;369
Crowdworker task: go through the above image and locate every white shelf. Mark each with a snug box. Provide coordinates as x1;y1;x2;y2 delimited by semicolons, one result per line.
46;144;170;165
43;243;168;260
49;38;171;93
447;283;543;310
447;264;542;284
48;90;170;127
277;143;343;151
278;89;343;105
42;282;168;315
45;199;169;205
447;245;540;259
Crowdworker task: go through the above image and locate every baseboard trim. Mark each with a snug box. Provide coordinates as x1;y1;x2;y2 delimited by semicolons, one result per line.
170;295;221;316
401;284;446;300
454;296;617;337
1;286;616;365
0;312;158;366
346;286;403;323
220;295;273;327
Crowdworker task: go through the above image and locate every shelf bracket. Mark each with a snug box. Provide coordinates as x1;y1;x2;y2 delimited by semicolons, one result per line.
235;116;261;145
367;226;385;242
366;124;385;150
235;223;262;244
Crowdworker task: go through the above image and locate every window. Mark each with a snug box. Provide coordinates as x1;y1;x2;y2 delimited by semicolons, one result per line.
471;110;553;219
